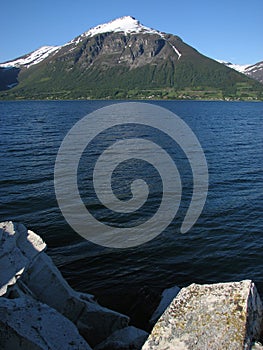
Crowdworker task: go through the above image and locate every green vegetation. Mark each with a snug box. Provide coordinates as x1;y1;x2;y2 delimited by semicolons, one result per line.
1;83;262;101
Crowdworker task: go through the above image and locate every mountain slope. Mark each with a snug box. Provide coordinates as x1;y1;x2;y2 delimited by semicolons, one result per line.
1;16;262;100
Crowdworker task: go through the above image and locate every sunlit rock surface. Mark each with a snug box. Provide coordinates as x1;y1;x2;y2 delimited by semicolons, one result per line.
143;280;263;350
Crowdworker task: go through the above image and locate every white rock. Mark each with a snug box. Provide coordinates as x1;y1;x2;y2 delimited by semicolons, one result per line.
0;296;91;350
0;221;46;296
143;280;263;350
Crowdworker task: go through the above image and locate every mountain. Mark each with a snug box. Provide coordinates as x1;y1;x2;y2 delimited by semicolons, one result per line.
0;46;61;91
243;61;263;84
217;60;263;84
0;16;262;100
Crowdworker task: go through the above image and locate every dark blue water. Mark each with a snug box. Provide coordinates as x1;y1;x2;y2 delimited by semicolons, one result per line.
0;100;262;316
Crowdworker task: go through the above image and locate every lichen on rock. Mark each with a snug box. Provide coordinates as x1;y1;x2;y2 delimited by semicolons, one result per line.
143;280;263;350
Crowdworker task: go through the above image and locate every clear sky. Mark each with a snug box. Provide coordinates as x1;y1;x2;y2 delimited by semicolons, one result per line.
1;0;262;64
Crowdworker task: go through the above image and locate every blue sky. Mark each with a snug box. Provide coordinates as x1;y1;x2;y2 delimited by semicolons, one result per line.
1;0;262;64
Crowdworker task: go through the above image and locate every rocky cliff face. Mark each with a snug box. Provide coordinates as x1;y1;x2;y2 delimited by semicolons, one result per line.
58;32;182;70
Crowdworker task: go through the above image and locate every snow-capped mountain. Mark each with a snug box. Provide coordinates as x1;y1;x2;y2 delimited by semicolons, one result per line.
217;60;263;84
242;61;263;84
67;16;182;58
0;18;147;66
0;16;181;69
0;16;262;100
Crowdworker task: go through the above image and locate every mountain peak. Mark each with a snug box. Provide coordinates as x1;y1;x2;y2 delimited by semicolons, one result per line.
84;16;161;37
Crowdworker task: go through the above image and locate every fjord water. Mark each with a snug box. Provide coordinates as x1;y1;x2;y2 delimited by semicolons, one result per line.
1;100;262;308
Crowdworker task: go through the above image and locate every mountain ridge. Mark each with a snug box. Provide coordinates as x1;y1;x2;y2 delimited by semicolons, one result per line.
0;16;262;100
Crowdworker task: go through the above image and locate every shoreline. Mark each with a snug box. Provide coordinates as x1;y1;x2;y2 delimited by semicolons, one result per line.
1;97;263;102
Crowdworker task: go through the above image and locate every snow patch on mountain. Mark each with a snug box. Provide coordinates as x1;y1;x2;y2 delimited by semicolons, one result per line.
85;16;161;36
216;60;252;73
229;63;252;73
68;16;165;45
0;46;61;68
170;44;182;59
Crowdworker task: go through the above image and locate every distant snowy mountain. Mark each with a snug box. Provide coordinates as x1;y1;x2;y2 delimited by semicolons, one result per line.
217;59;263;83
243;61;263;84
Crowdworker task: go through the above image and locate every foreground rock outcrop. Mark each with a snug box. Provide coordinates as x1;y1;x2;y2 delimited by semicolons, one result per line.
143;280;263;350
0;221;148;349
1;221;263;349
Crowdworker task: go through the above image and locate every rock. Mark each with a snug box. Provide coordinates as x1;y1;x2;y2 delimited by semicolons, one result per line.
2;221;263;350
149;285;180;325
19;250;129;346
94;326;148;350
0;296;92;350
0;221;46;296
252;342;263;350
0;222;132;348
142;280;263;350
